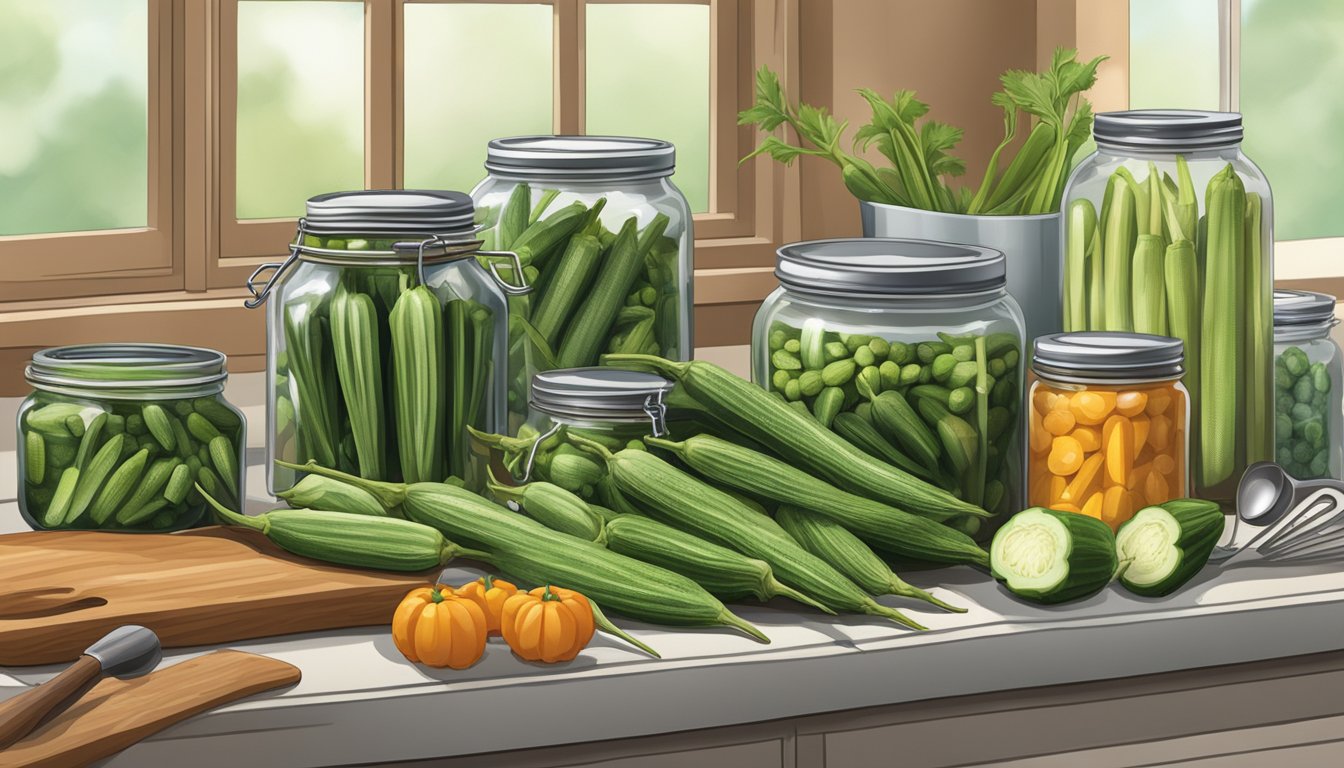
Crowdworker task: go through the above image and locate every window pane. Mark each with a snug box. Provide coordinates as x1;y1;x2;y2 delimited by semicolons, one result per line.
403;4;552;192
1242;0;1344;241
586;3;710;212
1128;0;1220;111
236;1;363;220
0;0;147;236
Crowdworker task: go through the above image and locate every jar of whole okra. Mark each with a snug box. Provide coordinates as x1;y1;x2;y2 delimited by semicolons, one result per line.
1060;110;1273;507
1272;290;1342;481
470;136;694;434
751;238;1025;522
16;344;245;532
501;368;676;503
245;190;515;495
1028;332;1190;532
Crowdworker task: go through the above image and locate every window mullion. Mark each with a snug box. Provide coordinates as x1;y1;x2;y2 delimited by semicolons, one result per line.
367;0;398;189
554;0;584;134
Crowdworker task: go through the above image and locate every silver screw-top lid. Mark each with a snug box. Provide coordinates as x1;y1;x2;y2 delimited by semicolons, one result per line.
530;367;675;423
775;238;1006;297
485;136;676;181
1093;110;1243;150
1032;332;1184;383
303;190;476;236
1273;289;1337;327
26;344;230;391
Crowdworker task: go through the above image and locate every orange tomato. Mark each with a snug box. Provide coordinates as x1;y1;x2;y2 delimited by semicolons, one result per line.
501;586;597;663
392;585;488;670
456;575;519;634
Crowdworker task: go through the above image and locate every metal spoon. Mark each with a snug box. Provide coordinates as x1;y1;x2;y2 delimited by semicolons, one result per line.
0;625;161;748
1211;463;1344;565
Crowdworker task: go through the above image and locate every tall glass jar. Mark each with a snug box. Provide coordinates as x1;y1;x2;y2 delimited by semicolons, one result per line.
1060;110;1274;507
16;344;245;532
1028;333;1190;532
245;190;514;495
751;238;1026;526
470;136;694;434
1272;290;1342;481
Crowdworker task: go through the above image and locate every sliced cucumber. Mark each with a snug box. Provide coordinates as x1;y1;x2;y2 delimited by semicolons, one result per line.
1116;500;1223;597
990;507;1117;604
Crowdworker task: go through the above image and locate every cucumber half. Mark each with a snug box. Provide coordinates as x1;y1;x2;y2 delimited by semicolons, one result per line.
990;507;1118;604
1115;500;1224;597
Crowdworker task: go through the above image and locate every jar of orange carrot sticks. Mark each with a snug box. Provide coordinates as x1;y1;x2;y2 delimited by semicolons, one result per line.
1028;332;1190;531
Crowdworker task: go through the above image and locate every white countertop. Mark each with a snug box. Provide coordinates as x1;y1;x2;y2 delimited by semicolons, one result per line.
4;452;1344;767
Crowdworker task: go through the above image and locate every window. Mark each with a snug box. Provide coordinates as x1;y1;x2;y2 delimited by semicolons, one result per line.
0;0;174;302
1128;0;1344;294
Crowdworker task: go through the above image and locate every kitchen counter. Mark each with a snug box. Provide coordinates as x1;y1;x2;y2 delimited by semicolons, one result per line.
5;453;1344;767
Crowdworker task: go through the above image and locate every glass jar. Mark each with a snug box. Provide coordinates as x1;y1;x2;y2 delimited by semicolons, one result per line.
751;238;1026;522
1060;110;1273;506
505;368;675;500
470;136;694;433
1028;332;1190;531
16;344;245;532
245;190;515;495
1272;290;1342;481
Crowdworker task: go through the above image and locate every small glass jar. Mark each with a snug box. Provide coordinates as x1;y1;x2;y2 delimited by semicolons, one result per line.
1028;332;1190;530
470;136;694;433
507;368;675;499
751;238;1026;520
1060;111;1274;506
1272;290;1342;480
16;344;245;532
246;190;515;495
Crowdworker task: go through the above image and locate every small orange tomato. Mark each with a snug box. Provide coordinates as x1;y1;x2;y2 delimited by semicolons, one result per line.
501;586;596;663
457;575;519;634
391;585;488;669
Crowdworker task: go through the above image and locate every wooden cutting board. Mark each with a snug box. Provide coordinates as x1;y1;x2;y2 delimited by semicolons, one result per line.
0;650;301;768
0;527;434;666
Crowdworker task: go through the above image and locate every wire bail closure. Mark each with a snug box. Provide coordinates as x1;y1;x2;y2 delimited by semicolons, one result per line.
244;219;308;309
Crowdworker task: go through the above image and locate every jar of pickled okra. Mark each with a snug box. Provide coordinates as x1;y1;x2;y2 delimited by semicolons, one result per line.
470;136;694;433
1028;332;1190;531
16;344;245;532
751;238;1026;520
245;190;517;495
500;367;676;500
1059;111;1273;507
1272;290;1342;481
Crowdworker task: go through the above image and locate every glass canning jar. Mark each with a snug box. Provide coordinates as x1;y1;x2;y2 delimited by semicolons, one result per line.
1028;332;1190;531
470;136;694;433
504;368;675;502
245;190;517;495
751;238;1026;525
16;344;245;532
1059;110;1274;506
1272;290;1342;481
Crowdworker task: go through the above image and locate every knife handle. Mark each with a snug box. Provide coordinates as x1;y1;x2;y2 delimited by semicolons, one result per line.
0;654;101;749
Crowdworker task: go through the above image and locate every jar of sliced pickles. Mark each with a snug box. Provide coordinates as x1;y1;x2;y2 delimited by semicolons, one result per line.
16;344;245;532
1028;332;1189;531
752;238;1025;525
1272;290;1342;480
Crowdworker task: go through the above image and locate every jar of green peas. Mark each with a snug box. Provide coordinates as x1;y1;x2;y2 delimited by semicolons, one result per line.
1272;290;1342;481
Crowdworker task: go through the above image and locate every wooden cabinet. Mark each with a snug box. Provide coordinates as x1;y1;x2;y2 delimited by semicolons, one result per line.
384;651;1344;768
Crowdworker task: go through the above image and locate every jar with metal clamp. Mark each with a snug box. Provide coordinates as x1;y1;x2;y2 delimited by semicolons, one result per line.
499;367;675;504
244;190;524;495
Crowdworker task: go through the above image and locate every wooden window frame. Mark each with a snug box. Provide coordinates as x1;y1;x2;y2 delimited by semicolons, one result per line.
0;0;180;304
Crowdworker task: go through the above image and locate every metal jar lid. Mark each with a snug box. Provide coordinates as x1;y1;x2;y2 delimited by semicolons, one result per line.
1093;110;1243;151
775;238;1006;298
1032;332;1184;383
1274;289;1337;327
485;136;676;181
26;344;230;396
303;190;477;236
530;367;674;423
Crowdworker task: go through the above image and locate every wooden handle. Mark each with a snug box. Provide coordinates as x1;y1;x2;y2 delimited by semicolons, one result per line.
0;655;102;749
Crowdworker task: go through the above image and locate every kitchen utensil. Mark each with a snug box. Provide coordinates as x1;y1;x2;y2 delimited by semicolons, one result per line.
1210;462;1344;565
0;625;160;749
0;526;432;666
0;650;300;768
